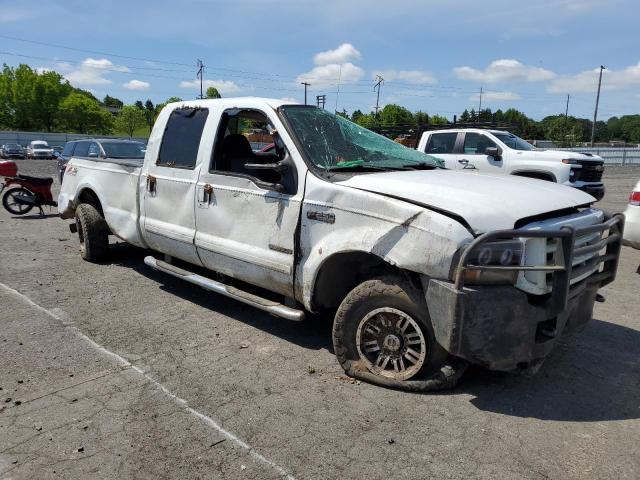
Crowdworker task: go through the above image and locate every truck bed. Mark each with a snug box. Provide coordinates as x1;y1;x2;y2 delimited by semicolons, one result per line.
58;157;145;247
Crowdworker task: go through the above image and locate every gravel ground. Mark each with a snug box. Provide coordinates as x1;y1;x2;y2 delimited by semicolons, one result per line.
1;160;638;480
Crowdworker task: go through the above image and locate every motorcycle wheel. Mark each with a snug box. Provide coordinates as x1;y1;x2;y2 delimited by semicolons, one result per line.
2;187;34;215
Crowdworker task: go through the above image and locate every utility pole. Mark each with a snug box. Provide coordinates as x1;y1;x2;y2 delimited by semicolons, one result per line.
563;93;571;147
477;86;483;123
316;95;326;109
196;59;204;99
334;65;343;113
590;65;605;147
301;82;310;105
373;75;384;119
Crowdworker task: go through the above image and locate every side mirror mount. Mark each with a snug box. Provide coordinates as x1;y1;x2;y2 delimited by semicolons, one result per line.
485;146;502;159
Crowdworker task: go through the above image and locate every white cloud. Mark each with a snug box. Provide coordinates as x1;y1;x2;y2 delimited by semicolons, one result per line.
35;66;52;74
372;69;436;85
61;58;130;87
469;91;522;102
313;43;361;66
179;79;240;94
280;97;299;103
454;59;556;83
123;79;151;91
548;63;640;93
296;62;364;89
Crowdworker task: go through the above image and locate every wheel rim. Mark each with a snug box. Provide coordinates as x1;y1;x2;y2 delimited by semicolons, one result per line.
356;307;428;381
6;190;32;214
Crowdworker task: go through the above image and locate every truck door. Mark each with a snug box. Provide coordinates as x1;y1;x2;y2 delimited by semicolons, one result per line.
194;108;302;297
423;132;462;170
458;132;503;174
140;106;209;266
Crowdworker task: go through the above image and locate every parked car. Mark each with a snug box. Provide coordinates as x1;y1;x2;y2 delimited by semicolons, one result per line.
1;143;26;159
417;129;606;200
26;140;54;159
622;179;640;249
57;139;146;183
58;98;623;390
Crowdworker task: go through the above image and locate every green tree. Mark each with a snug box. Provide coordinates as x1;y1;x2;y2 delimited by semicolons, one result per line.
429;114;449;125
0;64;15;128
12;64;39;130
355;113;377;128
414;111;429;124
115;105;146;137
57;92;113;134
459;109;471;122
103;95;124;109
144;99;155;133
351;109;364;124
378;104;414;125
33;71;72;131
205;86;221;99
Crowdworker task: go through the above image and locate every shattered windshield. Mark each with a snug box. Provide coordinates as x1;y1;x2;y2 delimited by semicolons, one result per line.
280;105;444;171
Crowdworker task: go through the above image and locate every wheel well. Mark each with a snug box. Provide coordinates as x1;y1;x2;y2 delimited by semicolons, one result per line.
512;171;555;182
311;251;416;311
77;189;104;216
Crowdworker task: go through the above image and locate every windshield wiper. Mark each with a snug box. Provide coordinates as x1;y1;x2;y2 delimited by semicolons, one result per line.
402;162;439;170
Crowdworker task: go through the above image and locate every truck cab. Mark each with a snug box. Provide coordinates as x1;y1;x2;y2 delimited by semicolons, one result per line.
417;129;605;200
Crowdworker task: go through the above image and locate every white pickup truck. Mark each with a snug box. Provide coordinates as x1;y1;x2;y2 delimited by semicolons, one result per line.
26;140;54;160
58;98;623;390
417;129;606;200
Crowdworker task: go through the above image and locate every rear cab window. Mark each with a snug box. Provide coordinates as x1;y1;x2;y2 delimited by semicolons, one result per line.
62;142;76;156
426;133;458;154
157;107;209;169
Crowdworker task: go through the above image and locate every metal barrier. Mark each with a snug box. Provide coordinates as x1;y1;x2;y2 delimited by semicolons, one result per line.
0;130;147;148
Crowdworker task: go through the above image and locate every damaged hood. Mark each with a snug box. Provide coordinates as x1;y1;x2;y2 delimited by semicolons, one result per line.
336;170;595;233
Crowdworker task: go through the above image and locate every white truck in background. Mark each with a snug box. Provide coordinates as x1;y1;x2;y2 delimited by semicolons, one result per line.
58;98;623;390
417;129;606;200
26;140;54;160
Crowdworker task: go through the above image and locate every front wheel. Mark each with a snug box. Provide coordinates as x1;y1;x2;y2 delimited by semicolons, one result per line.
333;275;449;383
2;187;34;215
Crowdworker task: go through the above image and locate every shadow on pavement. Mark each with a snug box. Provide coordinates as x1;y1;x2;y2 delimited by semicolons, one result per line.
109;242;334;353
10;213;59;219
459;318;640;422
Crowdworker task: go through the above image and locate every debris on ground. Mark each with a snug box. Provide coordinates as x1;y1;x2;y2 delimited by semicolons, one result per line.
308;366;316;374
335;375;361;385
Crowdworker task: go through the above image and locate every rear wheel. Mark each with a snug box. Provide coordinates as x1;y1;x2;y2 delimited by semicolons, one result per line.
75;203;109;262
2;187;34;215
333;275;448;383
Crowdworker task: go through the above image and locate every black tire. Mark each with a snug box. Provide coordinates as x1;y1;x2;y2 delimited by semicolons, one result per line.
2;187;34;215
75;203;109;262
333;275;448;383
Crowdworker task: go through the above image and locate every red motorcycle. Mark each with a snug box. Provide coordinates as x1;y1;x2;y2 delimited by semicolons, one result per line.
0;161;57;215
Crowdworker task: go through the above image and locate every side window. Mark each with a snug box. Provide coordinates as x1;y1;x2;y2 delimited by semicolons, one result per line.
157;107;209;169
74;141;90;157
87;143;100;157
426;133;457;154
463;133;497;155
62;142;75;156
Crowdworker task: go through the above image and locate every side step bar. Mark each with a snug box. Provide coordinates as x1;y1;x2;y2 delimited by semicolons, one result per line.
144;256;305;322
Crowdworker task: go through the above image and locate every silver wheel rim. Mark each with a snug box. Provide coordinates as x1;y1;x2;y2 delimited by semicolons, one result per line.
356;307;427;380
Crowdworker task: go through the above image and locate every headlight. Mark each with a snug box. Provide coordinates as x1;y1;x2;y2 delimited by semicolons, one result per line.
459;240;524;285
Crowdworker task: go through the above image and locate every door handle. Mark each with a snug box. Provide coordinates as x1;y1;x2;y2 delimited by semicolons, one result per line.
203;184;213;203
147;175;156;193
458;159;469;165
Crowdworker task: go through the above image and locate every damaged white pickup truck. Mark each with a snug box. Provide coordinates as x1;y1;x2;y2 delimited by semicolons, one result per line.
59;98;624;391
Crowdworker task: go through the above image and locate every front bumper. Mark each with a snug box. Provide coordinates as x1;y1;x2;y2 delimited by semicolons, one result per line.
425;214;624;372
577;183;605;201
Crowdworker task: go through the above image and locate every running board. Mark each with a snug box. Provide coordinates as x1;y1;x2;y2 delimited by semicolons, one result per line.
143;256;305;322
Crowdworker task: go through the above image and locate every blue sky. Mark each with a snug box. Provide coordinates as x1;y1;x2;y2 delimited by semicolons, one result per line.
1;0;639;120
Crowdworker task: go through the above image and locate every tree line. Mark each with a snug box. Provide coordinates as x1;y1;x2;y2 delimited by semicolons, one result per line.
1;62;639;145
0;64;221;137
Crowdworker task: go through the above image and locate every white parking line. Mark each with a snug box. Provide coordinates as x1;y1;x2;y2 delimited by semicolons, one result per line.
0;282;297;480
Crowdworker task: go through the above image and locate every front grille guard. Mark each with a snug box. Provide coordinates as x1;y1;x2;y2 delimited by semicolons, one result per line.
454;213;624;315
